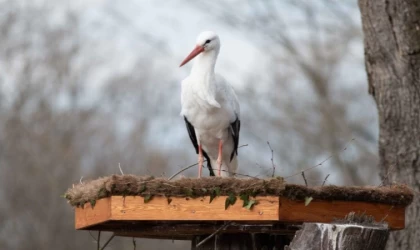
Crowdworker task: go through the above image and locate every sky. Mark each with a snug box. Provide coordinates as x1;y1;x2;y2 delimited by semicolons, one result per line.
60;0;266;92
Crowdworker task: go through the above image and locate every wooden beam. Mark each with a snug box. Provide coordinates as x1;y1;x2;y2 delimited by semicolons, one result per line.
75;196;279;229
75;198;111;229
285;222;389;250
279;197;404;229
75;196;405;231
109;196;279;221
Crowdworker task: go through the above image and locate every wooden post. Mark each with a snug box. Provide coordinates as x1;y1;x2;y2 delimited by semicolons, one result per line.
286;223;389;250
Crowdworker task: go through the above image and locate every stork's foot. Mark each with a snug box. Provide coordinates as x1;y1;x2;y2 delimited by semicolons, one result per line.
216;158;222;176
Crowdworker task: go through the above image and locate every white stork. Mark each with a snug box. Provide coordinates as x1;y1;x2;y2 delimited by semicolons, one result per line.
179;31;240;178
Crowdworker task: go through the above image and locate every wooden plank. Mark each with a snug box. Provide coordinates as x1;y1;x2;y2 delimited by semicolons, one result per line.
75;198;111;229
279;197;405;230
109;196;279;221
74;196;406;232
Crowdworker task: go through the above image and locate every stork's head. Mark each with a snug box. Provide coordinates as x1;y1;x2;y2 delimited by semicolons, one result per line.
180;31;220;67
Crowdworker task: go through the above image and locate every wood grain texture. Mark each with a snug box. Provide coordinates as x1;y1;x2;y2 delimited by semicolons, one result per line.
279;198;405;229
75;198;111;229
110;196;279;221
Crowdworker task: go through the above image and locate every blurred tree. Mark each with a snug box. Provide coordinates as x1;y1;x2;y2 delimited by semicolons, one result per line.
0;2;188;249
359;0;420;249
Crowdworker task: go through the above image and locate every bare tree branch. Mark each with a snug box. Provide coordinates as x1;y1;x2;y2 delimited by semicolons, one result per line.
97;231;101;250
100;234;115;250
267;141;276;177
285;138;355;179
322;174;330;186
196;221;232;247
301;172;308;187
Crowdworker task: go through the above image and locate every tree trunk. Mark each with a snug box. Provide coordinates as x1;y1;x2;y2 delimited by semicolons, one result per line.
358;0;420;249
286;223;389;250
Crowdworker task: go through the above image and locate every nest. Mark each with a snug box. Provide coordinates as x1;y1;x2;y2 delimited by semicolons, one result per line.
64;175;413;208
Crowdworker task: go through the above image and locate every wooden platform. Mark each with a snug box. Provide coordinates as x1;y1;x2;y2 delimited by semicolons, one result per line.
74;195;406;239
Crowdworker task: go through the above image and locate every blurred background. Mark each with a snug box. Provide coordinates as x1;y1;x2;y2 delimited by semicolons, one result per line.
0;0;380;249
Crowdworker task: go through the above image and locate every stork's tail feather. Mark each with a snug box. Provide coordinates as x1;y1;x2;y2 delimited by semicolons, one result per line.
203;152;215;176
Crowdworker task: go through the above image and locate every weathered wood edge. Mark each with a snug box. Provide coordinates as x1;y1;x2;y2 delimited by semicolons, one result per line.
75;195;279;229
279;197;405;230
75;197;111;229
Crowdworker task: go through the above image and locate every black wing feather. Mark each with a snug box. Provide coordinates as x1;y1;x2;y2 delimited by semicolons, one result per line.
230;117;240;162
184;116;215;176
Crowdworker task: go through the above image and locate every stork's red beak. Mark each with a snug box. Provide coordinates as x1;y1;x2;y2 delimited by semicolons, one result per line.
179;45;204;67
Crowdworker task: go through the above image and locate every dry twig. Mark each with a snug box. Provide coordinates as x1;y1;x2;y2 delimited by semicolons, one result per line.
378;165;395;187
285;138;355;179
100;234;115;250
196;221;232;247
88;231;98;243
168;162;202;181
267;141;276;177
168;144;249;180
380;205;394;223
322;174;330;186
97;231;101;250
118;163;124;175
209;168;260;179
301;172;308;187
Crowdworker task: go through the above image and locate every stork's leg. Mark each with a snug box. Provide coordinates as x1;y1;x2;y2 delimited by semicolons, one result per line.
198;144;203;178
217;140;223;176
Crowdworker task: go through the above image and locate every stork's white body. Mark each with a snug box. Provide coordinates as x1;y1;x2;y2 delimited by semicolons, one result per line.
180;31;240;177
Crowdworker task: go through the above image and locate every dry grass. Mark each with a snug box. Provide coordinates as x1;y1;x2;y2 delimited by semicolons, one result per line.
65;175;413;207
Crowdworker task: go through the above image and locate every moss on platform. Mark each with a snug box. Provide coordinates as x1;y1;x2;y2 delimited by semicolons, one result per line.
64;175;413;208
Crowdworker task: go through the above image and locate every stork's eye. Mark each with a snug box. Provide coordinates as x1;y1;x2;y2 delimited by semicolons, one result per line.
205;39;211;44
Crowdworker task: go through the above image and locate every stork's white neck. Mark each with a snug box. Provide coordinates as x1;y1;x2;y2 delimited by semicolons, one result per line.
190;48;219;78
189;48;221;108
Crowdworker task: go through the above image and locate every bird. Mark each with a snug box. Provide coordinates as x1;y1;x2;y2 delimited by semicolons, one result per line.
179;31;240;178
